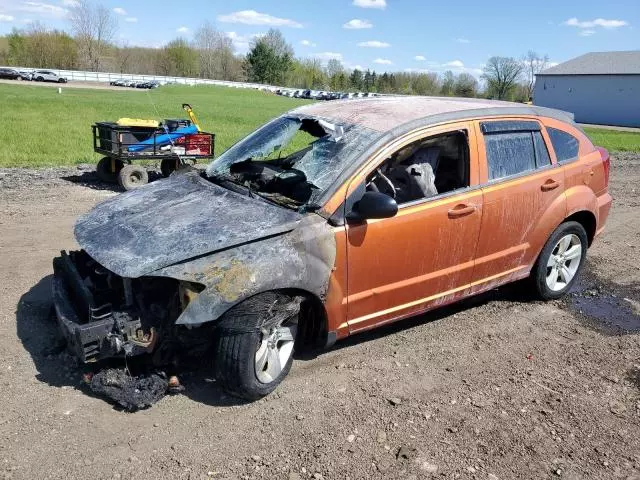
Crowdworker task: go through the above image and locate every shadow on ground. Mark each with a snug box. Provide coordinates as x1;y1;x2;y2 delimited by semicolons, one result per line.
15;275;79;389
61;169;164;193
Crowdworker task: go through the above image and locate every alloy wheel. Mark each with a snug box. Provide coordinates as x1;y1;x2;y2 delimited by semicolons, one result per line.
545;233;582;291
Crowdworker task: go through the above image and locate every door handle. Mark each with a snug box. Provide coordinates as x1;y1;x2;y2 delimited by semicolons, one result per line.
448;203;476;219
541;179;560;192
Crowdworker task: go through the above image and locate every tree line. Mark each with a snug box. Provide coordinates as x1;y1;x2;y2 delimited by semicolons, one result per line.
0;0;548;100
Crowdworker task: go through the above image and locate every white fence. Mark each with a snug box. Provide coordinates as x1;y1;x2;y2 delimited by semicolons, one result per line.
1;66;282;91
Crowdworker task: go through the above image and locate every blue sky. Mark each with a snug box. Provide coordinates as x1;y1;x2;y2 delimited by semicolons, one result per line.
0;0;637;76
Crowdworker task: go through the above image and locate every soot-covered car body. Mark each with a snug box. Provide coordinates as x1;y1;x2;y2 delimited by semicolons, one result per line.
53;97;612;399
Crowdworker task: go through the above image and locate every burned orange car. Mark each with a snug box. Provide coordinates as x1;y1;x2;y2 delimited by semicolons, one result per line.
53;97;612;400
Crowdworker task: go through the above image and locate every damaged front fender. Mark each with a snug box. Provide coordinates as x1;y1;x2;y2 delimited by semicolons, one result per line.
151;215;337;325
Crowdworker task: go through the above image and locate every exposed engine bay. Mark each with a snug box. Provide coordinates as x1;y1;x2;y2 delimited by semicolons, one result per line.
52;250;210;366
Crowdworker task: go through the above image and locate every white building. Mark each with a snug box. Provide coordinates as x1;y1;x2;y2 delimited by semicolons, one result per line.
534;51;640;127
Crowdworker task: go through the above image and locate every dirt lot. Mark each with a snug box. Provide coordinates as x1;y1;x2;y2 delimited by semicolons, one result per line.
0;156;639;480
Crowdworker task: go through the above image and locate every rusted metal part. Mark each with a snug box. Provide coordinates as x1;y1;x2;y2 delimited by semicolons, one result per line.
151;214;336;325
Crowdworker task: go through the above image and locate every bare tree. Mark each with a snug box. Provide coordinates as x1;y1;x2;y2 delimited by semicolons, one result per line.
194;22;236;80
69;0;117;71
523;50;549;100
482;56;523;100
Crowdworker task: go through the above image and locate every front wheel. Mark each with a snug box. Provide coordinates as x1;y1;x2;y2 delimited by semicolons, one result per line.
531;221;588;300
214;293;299;400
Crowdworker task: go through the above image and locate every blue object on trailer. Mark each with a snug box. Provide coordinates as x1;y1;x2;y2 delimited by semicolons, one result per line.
127;125;199;152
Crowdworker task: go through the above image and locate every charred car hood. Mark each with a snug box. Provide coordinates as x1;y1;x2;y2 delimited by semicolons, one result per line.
75;171;302;278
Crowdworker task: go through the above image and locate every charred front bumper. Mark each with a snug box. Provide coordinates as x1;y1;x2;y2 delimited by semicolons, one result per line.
52;251;160;363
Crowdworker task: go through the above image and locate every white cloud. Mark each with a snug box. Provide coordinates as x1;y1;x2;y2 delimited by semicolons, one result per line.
15;2;68;18
564;17;628;29
227;31;262;52
343;18;372;29
0;14;15;21
404;68;431;73
124;16;137;23
444;60;464;68
456;37;470;44
353;0;386;9
113;7;126;15
414;55;426;61
176;26;190;34
314;52;343;61
579;29;596;36
61;0;78;6
357;40;390;48
217;10;302;28
373;58;393;65
300;39;316;47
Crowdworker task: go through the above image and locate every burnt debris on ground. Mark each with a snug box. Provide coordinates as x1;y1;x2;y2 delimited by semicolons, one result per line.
87;368;170;412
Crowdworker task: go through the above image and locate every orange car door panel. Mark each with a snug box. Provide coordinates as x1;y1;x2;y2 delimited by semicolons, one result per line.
472;119;566;290
343;122;482;333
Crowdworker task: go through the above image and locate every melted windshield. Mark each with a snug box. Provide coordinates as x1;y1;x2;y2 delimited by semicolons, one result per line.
206;116;377;208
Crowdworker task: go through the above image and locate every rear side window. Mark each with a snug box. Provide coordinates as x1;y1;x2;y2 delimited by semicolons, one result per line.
482;121;552;181
484;132;536;180
547;127;579;163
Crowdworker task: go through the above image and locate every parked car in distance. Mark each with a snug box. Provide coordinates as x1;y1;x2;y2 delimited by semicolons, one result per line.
52;97;612;400
32;70;67;83
0;67;23;80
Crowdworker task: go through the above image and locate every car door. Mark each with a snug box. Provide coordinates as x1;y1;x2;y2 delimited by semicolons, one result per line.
344;122;483;333
471;119;566;292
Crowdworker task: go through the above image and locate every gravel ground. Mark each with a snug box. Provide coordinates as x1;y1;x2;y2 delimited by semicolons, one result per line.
0;154;638;480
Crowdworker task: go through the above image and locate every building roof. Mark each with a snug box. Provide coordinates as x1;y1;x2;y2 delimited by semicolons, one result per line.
291;96;572;133
539;51;640;76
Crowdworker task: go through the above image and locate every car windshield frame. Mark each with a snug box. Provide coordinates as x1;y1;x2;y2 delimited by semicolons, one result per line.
206;115;379;209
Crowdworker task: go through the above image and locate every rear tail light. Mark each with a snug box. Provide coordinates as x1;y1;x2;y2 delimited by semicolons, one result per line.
597;147;610;186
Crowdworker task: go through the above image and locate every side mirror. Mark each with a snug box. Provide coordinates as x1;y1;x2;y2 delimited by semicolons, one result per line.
348;191;398;222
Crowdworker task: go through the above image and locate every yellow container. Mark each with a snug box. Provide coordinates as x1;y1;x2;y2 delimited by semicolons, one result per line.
116;118;160;128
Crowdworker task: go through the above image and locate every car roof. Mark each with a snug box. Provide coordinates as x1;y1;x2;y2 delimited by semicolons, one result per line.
291;96;574;134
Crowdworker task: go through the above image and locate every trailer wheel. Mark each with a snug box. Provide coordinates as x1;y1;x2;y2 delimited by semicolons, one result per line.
118;165;149;190
161;158;181;178
96;157;124;183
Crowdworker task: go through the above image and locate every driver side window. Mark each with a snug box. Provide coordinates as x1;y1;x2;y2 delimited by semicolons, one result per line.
365;130;470;205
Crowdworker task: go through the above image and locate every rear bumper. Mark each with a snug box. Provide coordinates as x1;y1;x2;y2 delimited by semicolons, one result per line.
595;192;613;238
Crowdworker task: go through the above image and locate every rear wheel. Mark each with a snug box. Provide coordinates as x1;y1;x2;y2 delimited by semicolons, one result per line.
96;157;124;183
214;293;299;400
531;221;588;300
118;164;149;190
160;158;181;178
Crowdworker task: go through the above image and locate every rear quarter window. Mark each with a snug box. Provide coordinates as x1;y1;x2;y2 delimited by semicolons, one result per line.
547;127;579;163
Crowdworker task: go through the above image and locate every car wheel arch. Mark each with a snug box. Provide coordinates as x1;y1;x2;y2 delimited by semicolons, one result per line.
214;288;329;350
563;210;596;246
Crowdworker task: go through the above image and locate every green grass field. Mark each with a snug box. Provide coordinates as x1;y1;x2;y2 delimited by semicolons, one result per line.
0;83;638;167
582;127;640;153
0;83;310;167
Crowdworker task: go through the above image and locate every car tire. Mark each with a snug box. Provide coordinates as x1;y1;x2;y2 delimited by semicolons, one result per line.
118;164;149;190
36;76;43;82
214;292;299;400
96;157;124;183
58;78;65;83
531;221;588;300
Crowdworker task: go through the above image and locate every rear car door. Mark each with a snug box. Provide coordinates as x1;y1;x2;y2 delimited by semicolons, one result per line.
471;119;566;292
344;122;483;333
